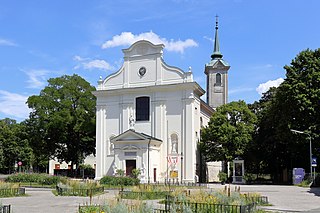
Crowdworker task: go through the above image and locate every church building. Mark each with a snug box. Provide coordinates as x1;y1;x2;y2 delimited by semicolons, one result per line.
94;20;230;183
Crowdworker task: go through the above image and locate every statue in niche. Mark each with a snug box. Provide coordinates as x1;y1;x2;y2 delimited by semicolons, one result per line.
171;140;177;154
129;115;135;130
141;162;146;176
112;163;117;176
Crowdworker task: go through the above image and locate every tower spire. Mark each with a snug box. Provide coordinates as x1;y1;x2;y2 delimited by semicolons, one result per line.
211;15;223;60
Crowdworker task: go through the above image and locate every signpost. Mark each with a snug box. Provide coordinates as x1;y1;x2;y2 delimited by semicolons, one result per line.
18;161;22;173
312;157;317;167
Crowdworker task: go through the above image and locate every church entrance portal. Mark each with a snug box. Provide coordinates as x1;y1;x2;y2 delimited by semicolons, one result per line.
126;160;136;176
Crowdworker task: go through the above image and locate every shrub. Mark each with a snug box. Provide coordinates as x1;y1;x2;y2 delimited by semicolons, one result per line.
131;169;141;179
116;169;125;177
79;164;93;170
243;173;255;183
100;176;139;186
0;181;25;197
218;172;227;183
55;179;103;196
5;173;65;185
79;201;153;213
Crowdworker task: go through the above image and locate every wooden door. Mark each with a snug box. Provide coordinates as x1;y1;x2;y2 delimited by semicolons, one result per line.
126;160;136;176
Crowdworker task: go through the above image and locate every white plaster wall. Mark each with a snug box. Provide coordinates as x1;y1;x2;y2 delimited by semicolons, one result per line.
207;161;223;182
48;154;96;176
94;41;206;182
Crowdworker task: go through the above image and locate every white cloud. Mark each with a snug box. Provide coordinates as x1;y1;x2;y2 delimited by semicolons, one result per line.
256;78;284;95
83;59;113;70
0;38;17;46
25;69;49;89
101;31;198;53
73;55;114;71
0;90;31;120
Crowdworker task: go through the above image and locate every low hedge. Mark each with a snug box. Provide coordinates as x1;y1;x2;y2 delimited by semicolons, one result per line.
5;173;65;185
100;176;139;186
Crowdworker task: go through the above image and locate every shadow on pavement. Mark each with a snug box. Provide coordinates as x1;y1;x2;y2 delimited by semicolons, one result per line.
308;187;320;196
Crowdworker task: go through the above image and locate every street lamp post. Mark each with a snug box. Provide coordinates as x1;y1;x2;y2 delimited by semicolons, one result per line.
290;129;313;181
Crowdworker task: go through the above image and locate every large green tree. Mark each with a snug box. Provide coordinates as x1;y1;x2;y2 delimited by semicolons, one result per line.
201;100;257;172
0;118;33;173
248;48;320;182
273;49;320;177
26;74;96;170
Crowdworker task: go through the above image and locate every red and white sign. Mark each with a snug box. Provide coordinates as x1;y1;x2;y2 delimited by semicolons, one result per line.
167;156;179;165
18;161;22;166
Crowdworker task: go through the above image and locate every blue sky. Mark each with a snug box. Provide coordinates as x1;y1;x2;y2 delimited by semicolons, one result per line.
0;0;319;121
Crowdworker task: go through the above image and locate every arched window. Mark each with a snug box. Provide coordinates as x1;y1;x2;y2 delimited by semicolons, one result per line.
171;133;178;154
216;73;222;86
136;97;150;121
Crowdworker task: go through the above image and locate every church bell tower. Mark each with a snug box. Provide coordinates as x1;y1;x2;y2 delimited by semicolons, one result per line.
205;16;230;109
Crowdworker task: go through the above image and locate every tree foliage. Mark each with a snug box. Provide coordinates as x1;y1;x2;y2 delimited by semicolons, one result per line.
26;74;96;169
247;49;320;181
201;101;257;171
0;118;33;173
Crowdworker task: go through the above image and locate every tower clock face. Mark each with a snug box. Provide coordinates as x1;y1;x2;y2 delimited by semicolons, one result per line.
139;67;146;76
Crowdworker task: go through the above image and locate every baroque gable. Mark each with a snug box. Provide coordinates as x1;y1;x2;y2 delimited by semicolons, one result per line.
97;40;193;91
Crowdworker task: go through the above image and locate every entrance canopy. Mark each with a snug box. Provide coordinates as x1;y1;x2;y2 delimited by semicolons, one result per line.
111;129;162;147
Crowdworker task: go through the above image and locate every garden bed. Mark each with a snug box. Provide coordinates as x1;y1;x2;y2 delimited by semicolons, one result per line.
55;180;104;196
56;185;104;196
5;173;65;188
0;182;25;198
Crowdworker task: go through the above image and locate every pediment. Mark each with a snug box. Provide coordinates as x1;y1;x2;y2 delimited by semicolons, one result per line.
111;130;147;143
111;129;162;146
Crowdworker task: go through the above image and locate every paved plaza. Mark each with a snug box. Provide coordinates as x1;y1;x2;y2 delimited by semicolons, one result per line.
1;184;320;212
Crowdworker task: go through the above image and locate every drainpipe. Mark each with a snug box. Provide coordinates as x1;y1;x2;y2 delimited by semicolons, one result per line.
148;139;151;184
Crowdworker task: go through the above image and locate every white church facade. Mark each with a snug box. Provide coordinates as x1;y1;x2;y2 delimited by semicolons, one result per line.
94;21;230;183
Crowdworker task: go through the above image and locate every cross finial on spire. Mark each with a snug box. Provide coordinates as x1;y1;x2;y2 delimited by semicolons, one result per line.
215;15;219;30
211;15;223;60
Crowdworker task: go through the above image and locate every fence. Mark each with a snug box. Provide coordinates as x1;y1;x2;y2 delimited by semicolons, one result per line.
0;205;11;213
243;195;268;205
79;204;150;213
119;191;170;200
164;196;257;213
148;181;208;188
169;202;255;213
56;186;104;196
0;188;25;197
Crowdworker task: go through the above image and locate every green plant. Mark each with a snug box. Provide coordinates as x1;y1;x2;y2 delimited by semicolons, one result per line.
116;169;125;177
100;176;139;186
243;173;255;183
296;179;312;187
131;169;141;178
79;201;153;213
55;180;104;196
79;164;93;170
218;172;227;183
5;173;66;185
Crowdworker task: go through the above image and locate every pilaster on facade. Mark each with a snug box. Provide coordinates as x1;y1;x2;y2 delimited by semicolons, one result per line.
183;98;195;182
